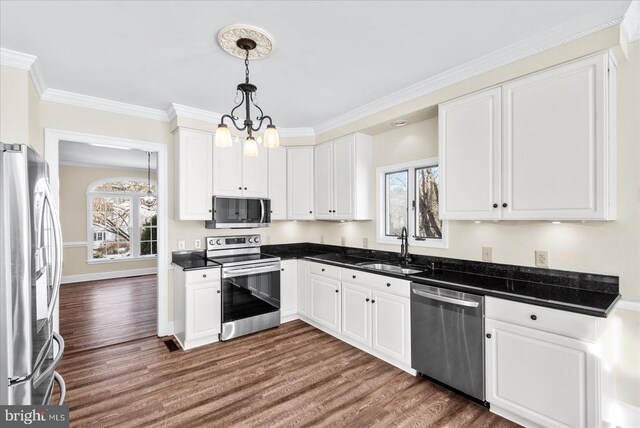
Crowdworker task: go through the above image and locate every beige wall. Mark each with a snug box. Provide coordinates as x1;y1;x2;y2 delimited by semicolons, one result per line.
1;24;637;409
59;165;157;277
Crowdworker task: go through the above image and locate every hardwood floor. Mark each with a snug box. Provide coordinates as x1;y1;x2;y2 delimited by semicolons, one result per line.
59;275;157;353
56;320;518;427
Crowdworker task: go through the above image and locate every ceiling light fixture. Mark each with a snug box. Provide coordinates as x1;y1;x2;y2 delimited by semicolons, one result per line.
392;119;408;127
215;25;279;155
141;151;156;208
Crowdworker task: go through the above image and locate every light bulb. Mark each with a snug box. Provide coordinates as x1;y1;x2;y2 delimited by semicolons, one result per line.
243;137;259;157
263;125;280;148
215;124;232;147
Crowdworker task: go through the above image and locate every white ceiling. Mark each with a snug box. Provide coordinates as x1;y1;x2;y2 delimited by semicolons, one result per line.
59;140;157;171
0;1;632;128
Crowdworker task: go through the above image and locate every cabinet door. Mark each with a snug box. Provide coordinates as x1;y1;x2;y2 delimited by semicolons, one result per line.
371;290;410;365
213;142;243;197
280;260;298;320
502;53;609;220
333;136;356;220
309;274;340;333
486;318;597;428
174;128;213;220
242;143;269;197
341;281;371;347
185;281;221;341
287;147;314;220
268;147;287;220
297;260;310;316
438;87;501;220
314;142;333;220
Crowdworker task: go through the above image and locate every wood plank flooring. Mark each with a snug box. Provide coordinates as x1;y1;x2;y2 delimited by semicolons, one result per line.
59;275;157;353
55;319;519;427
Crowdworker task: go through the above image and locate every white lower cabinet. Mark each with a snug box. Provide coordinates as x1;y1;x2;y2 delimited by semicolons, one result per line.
371;290;411;365
309;274;341;333
297;260;310;316
341;282;372;347
280;259;298;322
485;296;604;428
173;266;221;350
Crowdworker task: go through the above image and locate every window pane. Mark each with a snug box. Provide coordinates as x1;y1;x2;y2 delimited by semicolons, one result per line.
385;170;408;236
415;166;442;239
91;196;132;259
139;197;157;257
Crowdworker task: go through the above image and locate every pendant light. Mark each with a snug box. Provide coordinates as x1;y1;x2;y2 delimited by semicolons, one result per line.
215;25;280;155
141;151;155;207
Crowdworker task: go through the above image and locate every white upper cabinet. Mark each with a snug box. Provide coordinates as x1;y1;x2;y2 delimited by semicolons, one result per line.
213;141;268;198
439;87;501;220
242;143;268;198
268;146;287;220
173;127;213;220
439;51;616;221
314;133;373;221
287;146;315;220
213;141;243;197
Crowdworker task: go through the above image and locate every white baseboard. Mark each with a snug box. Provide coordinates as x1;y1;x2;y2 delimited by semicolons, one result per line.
61;267;157;284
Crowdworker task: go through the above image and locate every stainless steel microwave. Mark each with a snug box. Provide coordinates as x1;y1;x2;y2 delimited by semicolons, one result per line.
205;196;271;229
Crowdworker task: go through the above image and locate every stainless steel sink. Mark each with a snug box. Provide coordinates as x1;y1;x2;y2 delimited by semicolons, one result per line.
357;262;423;275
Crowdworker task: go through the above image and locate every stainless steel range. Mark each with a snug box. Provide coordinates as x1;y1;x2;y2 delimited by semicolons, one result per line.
206;235;280;341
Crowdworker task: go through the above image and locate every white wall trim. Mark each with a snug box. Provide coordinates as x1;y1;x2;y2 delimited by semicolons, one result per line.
41;88;170;122
0;47;36;69
63;241;88;248
28;57;47;97
44;128;170;337
313;6;628;135
622;0;640;42
59;159;147;171
169;103;221;124
61;267;156;284
617;298;640;312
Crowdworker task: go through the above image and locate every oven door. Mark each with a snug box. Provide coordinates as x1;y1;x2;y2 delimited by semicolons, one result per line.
220;262;280;339
208;197;271;228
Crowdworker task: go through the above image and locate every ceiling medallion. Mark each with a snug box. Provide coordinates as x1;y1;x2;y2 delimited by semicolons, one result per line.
215;24;279;157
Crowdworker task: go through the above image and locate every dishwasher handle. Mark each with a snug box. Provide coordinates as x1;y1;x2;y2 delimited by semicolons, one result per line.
412;288;480;308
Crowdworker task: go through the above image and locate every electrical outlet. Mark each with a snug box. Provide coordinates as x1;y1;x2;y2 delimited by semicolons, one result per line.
535;250;549;268
482;247;493;262
194;239;202;249
341;236;346;246
363;237;368;248
320;234;324;244
177;240;186;250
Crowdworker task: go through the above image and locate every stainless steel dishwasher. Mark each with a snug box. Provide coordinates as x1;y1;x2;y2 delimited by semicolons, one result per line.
410;282;485;402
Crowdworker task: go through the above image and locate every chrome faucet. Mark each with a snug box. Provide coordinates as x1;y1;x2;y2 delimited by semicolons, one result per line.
398;226;412;265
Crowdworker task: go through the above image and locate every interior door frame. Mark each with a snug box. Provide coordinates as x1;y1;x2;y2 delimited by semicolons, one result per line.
43;128;170;337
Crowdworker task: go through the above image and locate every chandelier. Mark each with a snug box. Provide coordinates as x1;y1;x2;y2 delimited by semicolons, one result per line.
215;26;280;157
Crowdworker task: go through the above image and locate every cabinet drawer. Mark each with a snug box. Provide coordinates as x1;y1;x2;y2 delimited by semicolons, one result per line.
185;268;220;285
309;262;341;280
341;268;410;298
485;296;597;342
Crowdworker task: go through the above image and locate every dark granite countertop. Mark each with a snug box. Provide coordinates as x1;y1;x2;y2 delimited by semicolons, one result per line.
261;243;620;317
171;251;221;271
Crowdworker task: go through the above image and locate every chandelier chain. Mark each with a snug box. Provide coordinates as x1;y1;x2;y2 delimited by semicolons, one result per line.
244;50;250;84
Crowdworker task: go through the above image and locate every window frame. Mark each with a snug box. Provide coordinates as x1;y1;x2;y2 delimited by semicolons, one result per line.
376;158;448;249
87;177;158;263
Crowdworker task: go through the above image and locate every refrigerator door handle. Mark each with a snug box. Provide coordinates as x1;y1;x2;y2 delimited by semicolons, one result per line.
52;372;66;405
35;332;64;387
43;181;63;320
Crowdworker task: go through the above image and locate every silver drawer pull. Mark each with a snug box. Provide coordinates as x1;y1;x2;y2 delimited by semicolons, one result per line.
412;288;479;308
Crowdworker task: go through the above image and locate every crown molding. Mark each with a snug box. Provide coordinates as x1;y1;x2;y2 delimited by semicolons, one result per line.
169;103;222;124
313;5;627;135
622;1;640;42
41;88;170;122
0;47;36;70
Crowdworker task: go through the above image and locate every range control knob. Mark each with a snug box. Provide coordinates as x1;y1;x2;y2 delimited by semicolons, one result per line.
216;239;222;245
209;239;215;246
254;237;260;244
248;237;254;243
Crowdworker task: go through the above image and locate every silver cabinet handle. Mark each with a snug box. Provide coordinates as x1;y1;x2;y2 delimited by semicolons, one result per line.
52;372;66;405
412;288;479;308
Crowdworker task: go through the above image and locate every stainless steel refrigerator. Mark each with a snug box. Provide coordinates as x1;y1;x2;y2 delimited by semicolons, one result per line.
0;143;66;405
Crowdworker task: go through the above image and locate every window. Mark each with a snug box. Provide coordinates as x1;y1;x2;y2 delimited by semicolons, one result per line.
88;178;157;262
377;158;447;248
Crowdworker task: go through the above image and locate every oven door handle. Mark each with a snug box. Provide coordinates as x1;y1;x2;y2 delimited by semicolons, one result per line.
222;263;281;278
412;288;480;308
